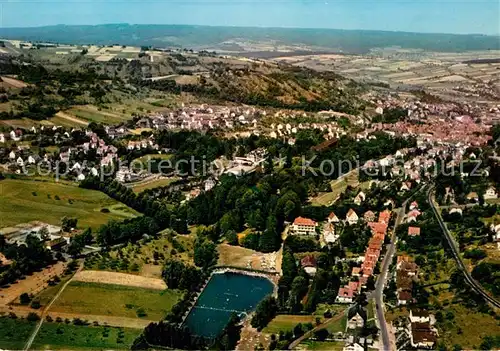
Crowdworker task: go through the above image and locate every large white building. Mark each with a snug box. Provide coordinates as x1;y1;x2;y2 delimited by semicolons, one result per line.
291;217;317;236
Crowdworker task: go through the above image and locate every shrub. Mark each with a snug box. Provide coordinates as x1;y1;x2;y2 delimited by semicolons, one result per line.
20;293;31;305
136;308;147;317
30;300;41;309
27;312;40;321
100;208;110;213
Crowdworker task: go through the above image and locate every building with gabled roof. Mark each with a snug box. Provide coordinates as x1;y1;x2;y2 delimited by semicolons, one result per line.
291;216;317;236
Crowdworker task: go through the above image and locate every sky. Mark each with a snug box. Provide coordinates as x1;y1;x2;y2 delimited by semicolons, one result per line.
0;0;498;35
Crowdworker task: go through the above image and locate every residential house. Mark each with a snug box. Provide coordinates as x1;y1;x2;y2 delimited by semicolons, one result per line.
397;290;412;306
291;217;317;236
410;322;437;349
323;223;338;244
466;192;479;203
346;209;359;225
408;227;421;237
410;310;430;323
406;209;421;223
300;255;317;276
364;211;376;222
409;201;419;210
347;311;365;329
336;287;355;304
484;186;498;200
378;210;392;224
327;212;340;223
353;191;366;205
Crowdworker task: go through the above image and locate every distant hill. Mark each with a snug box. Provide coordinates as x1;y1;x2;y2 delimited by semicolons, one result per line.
0;24;498;54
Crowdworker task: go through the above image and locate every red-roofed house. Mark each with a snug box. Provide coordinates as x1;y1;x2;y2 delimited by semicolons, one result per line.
291;217;317;235
327;212;340;223
300;255;317;276
368;222;388;236
364;211;376;222
336;287;354;303
409;201;419;210
378;210;391;224
346;209;359;225
408;227;421;237
406;210;421;223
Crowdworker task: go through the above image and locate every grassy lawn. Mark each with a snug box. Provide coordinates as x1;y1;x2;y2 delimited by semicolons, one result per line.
50;281;182;320
436;303;500;349
311;169;359;206
298;340;344;350
325;314;347;334
0;179;139;230
132;154;174;164
0;317;36;350
263;315;315;334
33;323;141;350
131;177;178;193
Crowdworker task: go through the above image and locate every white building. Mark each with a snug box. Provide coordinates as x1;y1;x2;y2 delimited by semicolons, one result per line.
291;217;317;236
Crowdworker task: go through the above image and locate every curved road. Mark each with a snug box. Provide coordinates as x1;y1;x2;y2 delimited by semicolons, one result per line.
427;186;500;309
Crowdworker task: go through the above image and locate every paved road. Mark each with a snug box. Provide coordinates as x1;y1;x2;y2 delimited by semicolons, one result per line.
372;200;407;351
23;263;83;351
427;186;500;309
287;309;348;350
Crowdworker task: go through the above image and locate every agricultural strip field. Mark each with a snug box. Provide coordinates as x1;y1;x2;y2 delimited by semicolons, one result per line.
0;179;139;230
68;106;131;125
73;270;167;290
130;177;177;193
49;281;181;321
32;323;141;350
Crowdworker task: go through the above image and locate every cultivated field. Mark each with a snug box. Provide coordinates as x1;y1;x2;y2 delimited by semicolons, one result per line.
0;179;139;230
49;280;181;321
73;270;167;290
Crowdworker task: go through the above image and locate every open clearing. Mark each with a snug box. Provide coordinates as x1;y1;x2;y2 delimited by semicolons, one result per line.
73;270;167;290
50;281;181;321
217;243;278;271
0;179;139;230
263;315;315;334
311;169;359;206
33;322;141;350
